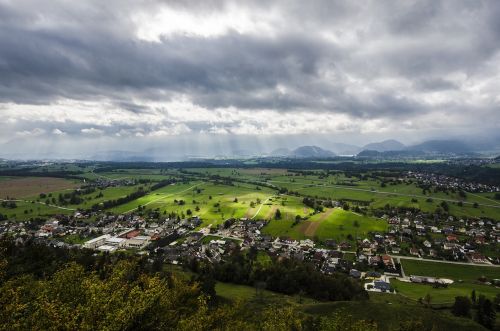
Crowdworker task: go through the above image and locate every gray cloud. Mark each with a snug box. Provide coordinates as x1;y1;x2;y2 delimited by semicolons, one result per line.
0;0;499;157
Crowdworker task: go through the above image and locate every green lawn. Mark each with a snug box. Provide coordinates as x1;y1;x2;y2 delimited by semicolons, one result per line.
303;300;488;331
401;259;500;282
262;208;387;242
390;279;499;304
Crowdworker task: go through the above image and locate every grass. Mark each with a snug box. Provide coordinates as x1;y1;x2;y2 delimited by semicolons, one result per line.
262;208;387;242
309;208;387;241
395;259;500;305
2;166;499;224
401;259;500;282
390;279;499;304
302;299;488;331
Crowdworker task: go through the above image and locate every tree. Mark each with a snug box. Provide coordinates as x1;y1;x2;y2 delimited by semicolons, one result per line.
452;296;471;317
475;295;496;329
423;293;432;307
233;197;238;203
440;201;449;212
471;289;476;304
274;209;281;220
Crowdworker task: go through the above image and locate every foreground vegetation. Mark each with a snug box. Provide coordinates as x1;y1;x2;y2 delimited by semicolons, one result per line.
0;240;492;331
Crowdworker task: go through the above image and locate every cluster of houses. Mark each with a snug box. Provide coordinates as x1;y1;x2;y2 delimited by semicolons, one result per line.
406;171;499;193
383;212;499;264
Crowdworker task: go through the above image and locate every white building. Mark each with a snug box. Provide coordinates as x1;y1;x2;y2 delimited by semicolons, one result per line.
124;235;150;249
83;235;110;249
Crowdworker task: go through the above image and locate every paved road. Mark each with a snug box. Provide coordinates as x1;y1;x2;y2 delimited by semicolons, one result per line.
267;180;500;209
391;254;499;267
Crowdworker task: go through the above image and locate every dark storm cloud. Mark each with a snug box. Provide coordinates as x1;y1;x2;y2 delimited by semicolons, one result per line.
0;0;499;145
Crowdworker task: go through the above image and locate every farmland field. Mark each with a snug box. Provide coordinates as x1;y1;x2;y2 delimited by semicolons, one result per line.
0;177;79;198
1;166;499;225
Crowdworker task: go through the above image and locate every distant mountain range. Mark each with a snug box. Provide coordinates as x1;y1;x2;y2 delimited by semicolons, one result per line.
80;138;499;161
405;140;471;153
271;146;336;158
269;138;497;160
362;139;406;152
357;139;479;157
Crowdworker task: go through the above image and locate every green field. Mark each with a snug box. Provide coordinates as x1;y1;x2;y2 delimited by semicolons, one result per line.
2;166;499;223
394;259;500;304
262;208;387;242
401;259;500;282
0;184;146;219
390;279;499;304
303;299;488;331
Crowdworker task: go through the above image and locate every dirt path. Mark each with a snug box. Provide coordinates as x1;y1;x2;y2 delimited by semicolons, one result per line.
319;208;335;221
265;206;277;220
250;195;275;219
303;221;321;237
302;208;335;237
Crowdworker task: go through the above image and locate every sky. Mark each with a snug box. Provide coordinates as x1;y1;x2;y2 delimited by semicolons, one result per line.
0;0;499;159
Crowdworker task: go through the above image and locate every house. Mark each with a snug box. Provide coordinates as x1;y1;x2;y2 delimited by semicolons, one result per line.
366;271;381;279
381;255;394;268
409;248;419;256
300;239;315;248
469;252;488;264
349;269;361;279
423;240;432;248
324;239;337;249
373;280;391;292
368;255;381;266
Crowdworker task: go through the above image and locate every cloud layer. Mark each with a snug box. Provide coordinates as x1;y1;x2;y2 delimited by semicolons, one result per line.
0;0;499;157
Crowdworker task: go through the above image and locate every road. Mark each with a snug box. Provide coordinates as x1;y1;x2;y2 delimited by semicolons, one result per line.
267;180;500;209
391;254;499;267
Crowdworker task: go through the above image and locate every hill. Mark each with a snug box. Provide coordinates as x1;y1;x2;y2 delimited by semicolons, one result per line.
270;146;336;158
270;147;292;157
362;139;405;152
291;146;336;158
356;149;426;158
328;142;361;155
407;140;472;154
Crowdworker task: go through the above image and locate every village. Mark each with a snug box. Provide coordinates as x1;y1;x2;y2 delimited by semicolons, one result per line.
1;201;499;295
